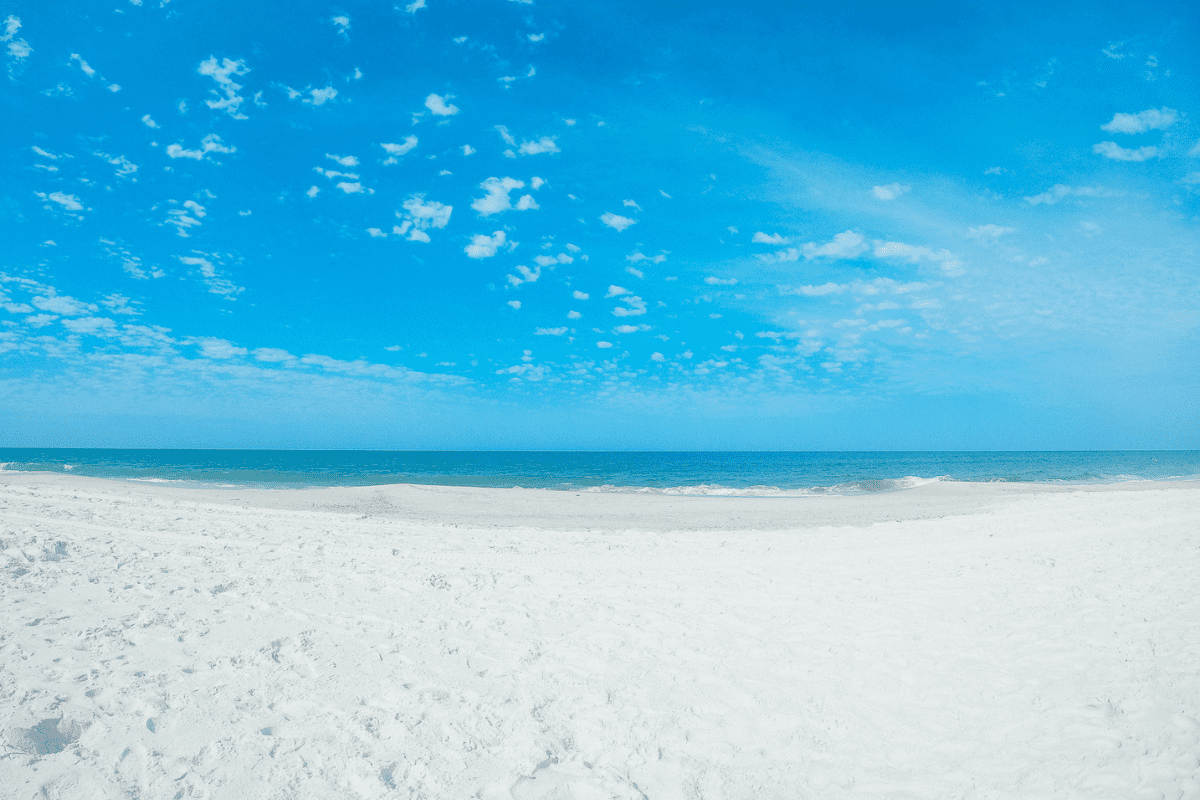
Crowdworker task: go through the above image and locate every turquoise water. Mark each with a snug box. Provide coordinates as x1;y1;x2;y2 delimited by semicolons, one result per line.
1;450;1197;495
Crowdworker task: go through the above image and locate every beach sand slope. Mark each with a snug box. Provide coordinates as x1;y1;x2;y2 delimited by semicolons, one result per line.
1;474;1198;799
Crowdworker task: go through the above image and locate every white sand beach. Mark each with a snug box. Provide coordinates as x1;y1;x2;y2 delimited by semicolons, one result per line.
2;473;1199;799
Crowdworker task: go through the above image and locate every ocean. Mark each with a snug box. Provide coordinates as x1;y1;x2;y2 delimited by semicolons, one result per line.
1;449;1197;495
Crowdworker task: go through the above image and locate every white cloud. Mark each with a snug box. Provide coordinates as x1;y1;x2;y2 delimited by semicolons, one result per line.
368;227;387;238
165;200;204;237
31;146;60;159
515;194;538;211
32;294;96;316
1100;107;1178;134
623;199;642;211
97;152;138;178
306;185;320;198
600;212;636;232
872;183;911;201
405;0;427;11
528;33;544;42
462;144;475;156
612;296;647;317
178;253;244;297
650;352;665;362
332;15;350;37
308;86;338;105
596;341;613;348
605;285;628;298
765;230;868;261
380;136;418;163
1023;184;1123;205
398;196;452;238
626;266;644;279
70;53;96;77
614;324;650;334
752;231;788;244
36;191;84;212
465;231;506;259
253;347;295;363
535;326;567;336
626;251;667;264
704;276;737;285
425;93;459;116
166;133;235;161
472;176;525;215
966;224;1015;239
508;265;540;286
495;125;517;146
518;137;559;155
198;57;250;119
573;290;589;300
507;300;521;310
3;16;31;65
567;310;582;319
530;177;545;190
778;277;928;297
108;84;121;92
326;153;359;167
873;241;963;275
197;338;247;359
1092;141;1158;162
141;114;159;128
336;182;366;194
288;85;338;105
62;316;118;336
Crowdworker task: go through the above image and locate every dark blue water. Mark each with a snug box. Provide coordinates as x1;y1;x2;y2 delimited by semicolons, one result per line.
1;450;1196;495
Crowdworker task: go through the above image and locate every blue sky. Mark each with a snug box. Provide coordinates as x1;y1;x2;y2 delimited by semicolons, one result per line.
2;0;1198;449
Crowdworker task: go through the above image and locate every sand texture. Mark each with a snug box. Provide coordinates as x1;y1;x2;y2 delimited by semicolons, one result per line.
2;473;1199;799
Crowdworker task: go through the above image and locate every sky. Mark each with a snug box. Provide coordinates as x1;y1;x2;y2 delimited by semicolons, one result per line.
1;0;1198;449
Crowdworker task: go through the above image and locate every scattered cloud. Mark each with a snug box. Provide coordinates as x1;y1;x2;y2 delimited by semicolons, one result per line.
287;85;338;105
623;199;642;211
425;93;459;116
331;15;350;38
380;136;418;163
528;33;544;42
141;114;159;128
1100;107;1178;134
872;183;911;201
306;185;320;198
612;295;647;317
1024;184;1123;205
704;276;737;285
759;230;868;262
3;15;32;68
573;290;589;300
326;153;359;167
627;251;667;264
70;53;96;77
178;253;244;298
198;57;250;119
405;0;426;12
166;133;235;161
164;199;207;237
392;195;452;242
614;324;650;334
752;231;788;244
507;300;521;310
515;194;538;210
508;264;540;286
462;144;476;156
778;277;928;297
596;341;613;348
966;224;1015;239
1092;141;1158;162
197;337;248;359
465;230;506;259
35;191;84;213
600;212;636;232
518;137;559;156
472;176;526;215
32;294;96;316
536;327;567;335
874;241;963;276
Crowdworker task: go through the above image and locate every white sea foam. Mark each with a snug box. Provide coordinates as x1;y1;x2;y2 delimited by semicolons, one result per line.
581;475;947;497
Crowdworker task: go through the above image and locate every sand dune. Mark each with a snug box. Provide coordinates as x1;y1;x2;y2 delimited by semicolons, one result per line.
2;473;1198;799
